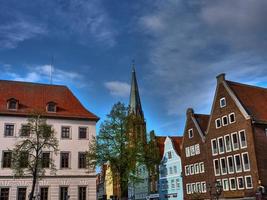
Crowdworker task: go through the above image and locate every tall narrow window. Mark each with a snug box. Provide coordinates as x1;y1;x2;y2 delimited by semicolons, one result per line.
242;152;250;171
185;166;190;176
234;154;242;172
218;137;225;154
229;178;236;190
211;139;218;155
237;177;244;189
220;157;227;175
17;188;27;200
195;144;200;155
0;188;9;200
19;152;28;168
196;182;201;193
201;182;206;193
224;135;232;152
78;152;86;169
176;178;180;188
227;156;234;174
215;118;222;129
239;130;247;148
192;183;196;193
188;129;193;138
245;176;253;189
40;187;48;200
2;151;12;168
60;187;69;200
4;124;14;137
79;186;86;200
213;159;220;176
41;152;50;168
190;146;195;156
185;147;190;157
61;126;70;139
194;163;199;174
220;97;226;108
186;184;191;194
173;166;177;174
190;164;194;175
231;132;239;150
229;113;236;124
168;151;172;159
21;125;30;137
171;179;175;189
222;179;229;191
79;127;87;139
222;116;228;126
60;152;70;168
199;162;205;173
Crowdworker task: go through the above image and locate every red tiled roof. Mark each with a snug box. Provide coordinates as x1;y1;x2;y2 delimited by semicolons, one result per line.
170;136;183;156
0;80;99;121
227;80;267;122
194;114;209;134
156;136;166;158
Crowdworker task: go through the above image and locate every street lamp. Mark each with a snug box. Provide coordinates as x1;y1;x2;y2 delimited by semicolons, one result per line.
208;181;223;200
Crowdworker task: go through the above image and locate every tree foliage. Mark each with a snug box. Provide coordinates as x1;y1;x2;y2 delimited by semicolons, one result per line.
11;113;59;200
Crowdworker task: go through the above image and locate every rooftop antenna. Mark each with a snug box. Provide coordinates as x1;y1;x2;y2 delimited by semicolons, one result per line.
132;59;135;71
50;55;54;85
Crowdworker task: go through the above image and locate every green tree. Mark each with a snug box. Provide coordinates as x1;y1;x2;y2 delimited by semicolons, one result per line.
11;114;59;200
87;102;145;200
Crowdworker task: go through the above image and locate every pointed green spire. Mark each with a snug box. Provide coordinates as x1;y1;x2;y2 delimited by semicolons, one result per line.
129;62;144;119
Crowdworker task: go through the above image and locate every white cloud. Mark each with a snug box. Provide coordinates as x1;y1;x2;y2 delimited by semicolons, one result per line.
104;81;130;98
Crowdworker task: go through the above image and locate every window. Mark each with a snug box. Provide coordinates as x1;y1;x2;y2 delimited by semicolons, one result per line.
190;164;194;175
167;151;172;159
79;127;87;139
60;187;69;200
185;147;190;157
229;178;236;190
224;135;232;152
169;167;173;175
186;184;191;194
171;179;175;189
201;182;206;193
245;176;253;189
185;166;190;176
173;166;177;174
19;152;28;168
7;98;18;110
192;183;196;193
195;163;199;174
237;177;244;189
195;144;200;155
242;152;250;171
234;154;242;173
220;97;226;108
188;129;193;138
190;146;195;156
46;102;56;112
4;124;14;137
196;182;201;193
20;125;30;137
220;157;227;175
227;156;234;174
17;188;27;200
79;186;86;200
222;116;228;126
239;130;247;148
231;132;239;150
61;126;71;139
229;113;236;124
0;188;9;200
199;162;205;173
40;187;48;200
211;139;218;155
215;118;221;129
176;178;180;188
213;159;220;176
41;152;50;168
2;151;12;168
60;152;70;168
222;179;229;191
218;137;225;154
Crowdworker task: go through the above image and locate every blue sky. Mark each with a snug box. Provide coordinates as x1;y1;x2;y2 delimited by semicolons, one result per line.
1;0;267;136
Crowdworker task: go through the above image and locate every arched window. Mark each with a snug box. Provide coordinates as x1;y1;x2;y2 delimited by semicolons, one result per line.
7;98;18;110
46;102;57;112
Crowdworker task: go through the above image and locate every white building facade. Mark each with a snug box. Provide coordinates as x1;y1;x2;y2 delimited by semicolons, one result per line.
0;80;99;200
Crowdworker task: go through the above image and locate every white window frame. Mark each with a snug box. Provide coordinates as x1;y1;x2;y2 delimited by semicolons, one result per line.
222;115;228;126
186;184;191;194
218;137;225;154
244;175;253;189
188;128;193;139
220;97;226;108
190;145;195;156
239;130;247;149
192;183;196;193
215;118;222;129
201;182;206;193
185;166;190;176
211;139;218;156
231;132;239;151
222;178;229;191
227;155;234;174
220;157;227;175
241;152;250;172
190;164;195;175
185;147;190;157
194;163;199;174
199;162;205;173
237;176;244;190
234;154;242;173
229;177;237;190
195;144;200;155
229;112;236;124
213;159;220;176
224;134;232;152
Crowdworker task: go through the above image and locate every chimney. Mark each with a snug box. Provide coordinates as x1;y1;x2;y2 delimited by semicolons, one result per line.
216;73;226;83
186;108;194;118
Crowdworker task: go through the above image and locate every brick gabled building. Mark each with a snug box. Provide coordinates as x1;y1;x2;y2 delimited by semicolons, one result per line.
203;73;267;199
181;108;210;200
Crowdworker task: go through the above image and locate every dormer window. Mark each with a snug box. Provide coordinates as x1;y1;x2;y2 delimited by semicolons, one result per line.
220;97;226;108
7;98;18;110
46;102;57;112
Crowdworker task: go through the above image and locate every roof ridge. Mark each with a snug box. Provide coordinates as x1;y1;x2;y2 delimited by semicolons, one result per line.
227;80;267;91
0;79;67;88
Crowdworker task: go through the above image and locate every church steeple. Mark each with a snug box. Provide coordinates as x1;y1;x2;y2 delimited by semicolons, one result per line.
129;63;144;119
